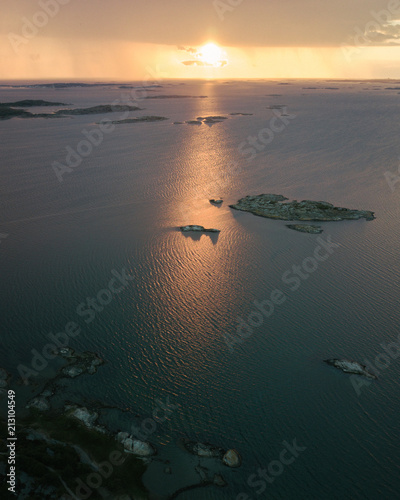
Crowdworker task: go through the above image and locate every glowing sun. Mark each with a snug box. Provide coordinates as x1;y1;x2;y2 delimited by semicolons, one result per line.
198;43;226;67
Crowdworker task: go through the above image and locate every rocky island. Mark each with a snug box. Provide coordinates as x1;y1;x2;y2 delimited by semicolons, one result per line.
324;359;377;379
111;116;169;124
180;225;220;233
230;194;375;222
0;103;143;120
0;107;56;120
57;104;142;115
0;100;68;107
183;440;242;467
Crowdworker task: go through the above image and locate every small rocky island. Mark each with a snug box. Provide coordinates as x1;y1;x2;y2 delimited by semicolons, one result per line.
180;225;220;233
230;194;375;221
0;103;144;120
286;224;323;234
324;359;377;379
183;441;242;467
111;116;169;124
0;100;68;107
56;104;142;115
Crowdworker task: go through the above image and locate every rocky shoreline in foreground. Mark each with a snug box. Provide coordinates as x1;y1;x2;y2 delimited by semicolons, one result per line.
0;347;240;499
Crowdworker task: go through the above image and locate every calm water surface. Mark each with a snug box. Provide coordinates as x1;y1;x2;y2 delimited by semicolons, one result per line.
1;80;400;499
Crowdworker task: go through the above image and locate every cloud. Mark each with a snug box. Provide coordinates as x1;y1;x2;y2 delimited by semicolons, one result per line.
181;59;228;67
367;22;400;44
178;46;197;54
178;45;228;68
182;60;206;66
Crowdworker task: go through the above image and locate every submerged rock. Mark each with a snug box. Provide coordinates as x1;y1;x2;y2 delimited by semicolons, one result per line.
56;348;105;378
57;346;75;358
62;365;85;378
213;473;227;487
324;359;377;379
286;224;323;234
222;449;242;468
230;194;375;222
180;225;220;233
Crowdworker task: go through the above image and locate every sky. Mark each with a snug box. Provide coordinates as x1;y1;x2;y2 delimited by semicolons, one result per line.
1;0;400;80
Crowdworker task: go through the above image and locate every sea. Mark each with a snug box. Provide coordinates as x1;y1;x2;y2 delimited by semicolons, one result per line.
1;79;400;499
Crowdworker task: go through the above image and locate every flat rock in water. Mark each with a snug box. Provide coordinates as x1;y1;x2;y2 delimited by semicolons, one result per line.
222;449;242;468
324;359;377;379
180;225;220;233
112;116;168;124
214;473;227;487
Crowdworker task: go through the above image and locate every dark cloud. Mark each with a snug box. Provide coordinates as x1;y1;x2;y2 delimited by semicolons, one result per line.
4;0;399;48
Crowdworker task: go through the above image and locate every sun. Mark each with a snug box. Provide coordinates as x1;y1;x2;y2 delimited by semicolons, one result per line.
198;43;225;67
